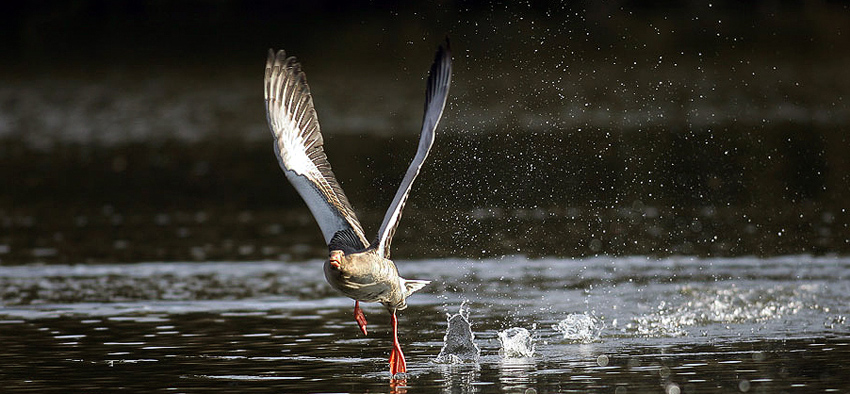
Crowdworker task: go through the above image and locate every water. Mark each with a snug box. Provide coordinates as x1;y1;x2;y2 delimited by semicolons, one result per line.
1;256;848;392
436;303;481;364
552;314;601;343
2;3;849;392
498;327;535;358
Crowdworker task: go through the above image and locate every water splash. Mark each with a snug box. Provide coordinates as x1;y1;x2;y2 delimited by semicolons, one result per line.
552;313;603;343
627;285;815;337
682;285;808;323
498;326;535;358
434;302;480;364
628;309;694;337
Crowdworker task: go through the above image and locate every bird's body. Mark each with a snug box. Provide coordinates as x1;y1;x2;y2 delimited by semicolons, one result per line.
263;40;452;377
324;248;430;310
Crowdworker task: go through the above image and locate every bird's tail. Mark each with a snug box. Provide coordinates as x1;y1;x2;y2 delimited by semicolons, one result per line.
403;278;431;298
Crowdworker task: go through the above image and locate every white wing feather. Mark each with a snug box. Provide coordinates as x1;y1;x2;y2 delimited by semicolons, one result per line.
264;50;369;250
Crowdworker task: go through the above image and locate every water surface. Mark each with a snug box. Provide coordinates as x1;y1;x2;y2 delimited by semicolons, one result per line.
2;3;849;392
1;256;847;392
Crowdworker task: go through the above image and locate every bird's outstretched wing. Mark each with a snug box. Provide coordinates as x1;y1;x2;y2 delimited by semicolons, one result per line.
265;49;369;252
373;39;453;259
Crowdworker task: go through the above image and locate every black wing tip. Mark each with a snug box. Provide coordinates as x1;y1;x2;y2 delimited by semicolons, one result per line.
423;37;453;114
436;36;453;75
436;36;452;65
429;37;452;83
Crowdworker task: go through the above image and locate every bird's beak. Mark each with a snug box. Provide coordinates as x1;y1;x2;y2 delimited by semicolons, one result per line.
329;250;343;269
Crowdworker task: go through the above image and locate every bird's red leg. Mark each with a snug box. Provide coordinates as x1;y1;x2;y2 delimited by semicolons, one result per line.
354;301;368;335
388;309;407;376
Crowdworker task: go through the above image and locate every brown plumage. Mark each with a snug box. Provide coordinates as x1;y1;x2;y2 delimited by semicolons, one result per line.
263;39;452;377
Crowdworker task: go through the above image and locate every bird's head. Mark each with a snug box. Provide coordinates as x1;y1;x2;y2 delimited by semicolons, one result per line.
326;249;374;279
328;250;344;270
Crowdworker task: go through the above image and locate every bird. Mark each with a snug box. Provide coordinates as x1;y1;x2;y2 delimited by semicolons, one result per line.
263;40;452;376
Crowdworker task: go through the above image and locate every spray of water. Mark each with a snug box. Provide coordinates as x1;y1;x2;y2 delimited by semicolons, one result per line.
552;313;604;343
434;302;481;364
498;326;536;359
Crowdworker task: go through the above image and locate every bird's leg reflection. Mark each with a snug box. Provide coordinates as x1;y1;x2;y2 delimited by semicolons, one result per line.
389;376;408;393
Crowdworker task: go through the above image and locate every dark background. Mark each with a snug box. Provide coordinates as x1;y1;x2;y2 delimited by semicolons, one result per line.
1;1;849;263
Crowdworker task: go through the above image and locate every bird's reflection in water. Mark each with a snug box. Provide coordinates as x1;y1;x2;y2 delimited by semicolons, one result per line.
390;377;407;393
438;363;481;394
499;358;537;391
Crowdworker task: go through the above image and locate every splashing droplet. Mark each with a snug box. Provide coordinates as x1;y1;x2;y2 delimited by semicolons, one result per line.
498;327;535;358
552;313;603;342
434;302;480;363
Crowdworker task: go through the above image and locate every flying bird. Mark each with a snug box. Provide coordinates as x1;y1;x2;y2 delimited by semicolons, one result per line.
263;40;452;376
